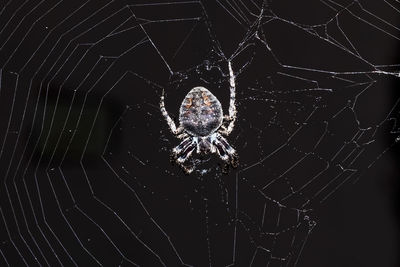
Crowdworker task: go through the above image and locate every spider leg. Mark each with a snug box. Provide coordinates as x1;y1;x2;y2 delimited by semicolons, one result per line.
171;138;197;174
220;61;237;136
176;143;197;174
172;137;192;155
160;89;183;135
177;132;188;139
212;134;239;169
176;143;196;164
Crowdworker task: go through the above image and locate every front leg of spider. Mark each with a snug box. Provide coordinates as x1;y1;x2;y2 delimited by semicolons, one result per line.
220;60;237;136
160;61;238;174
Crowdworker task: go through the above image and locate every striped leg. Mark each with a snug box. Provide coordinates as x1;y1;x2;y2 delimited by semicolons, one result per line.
213;134;239;170
220;61;237;136
160;89;183;135
171;138;196;174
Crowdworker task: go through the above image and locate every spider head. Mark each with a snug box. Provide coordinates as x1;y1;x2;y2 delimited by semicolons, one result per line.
196;136;213;154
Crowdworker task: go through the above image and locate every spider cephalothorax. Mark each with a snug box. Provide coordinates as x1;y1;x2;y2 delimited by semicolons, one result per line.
160;61;238;174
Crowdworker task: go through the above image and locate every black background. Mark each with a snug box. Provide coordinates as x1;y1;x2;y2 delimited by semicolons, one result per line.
0;0;399;266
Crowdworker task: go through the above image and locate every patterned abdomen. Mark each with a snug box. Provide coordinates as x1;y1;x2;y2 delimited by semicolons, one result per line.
179;87;223;136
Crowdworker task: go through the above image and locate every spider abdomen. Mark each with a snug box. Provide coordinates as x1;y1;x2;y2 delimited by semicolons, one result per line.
179;86;223;136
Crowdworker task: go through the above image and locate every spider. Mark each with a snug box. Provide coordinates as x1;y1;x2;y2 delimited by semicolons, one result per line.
160;61;238;174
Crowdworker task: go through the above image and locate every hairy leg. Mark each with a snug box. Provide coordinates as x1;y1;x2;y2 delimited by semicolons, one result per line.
160;89;183;135
213;134;239;170
171;138;197;174
220;61;237;136
172;137;192;155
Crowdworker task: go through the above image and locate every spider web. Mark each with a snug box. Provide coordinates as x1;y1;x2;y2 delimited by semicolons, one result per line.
0;0;398;266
